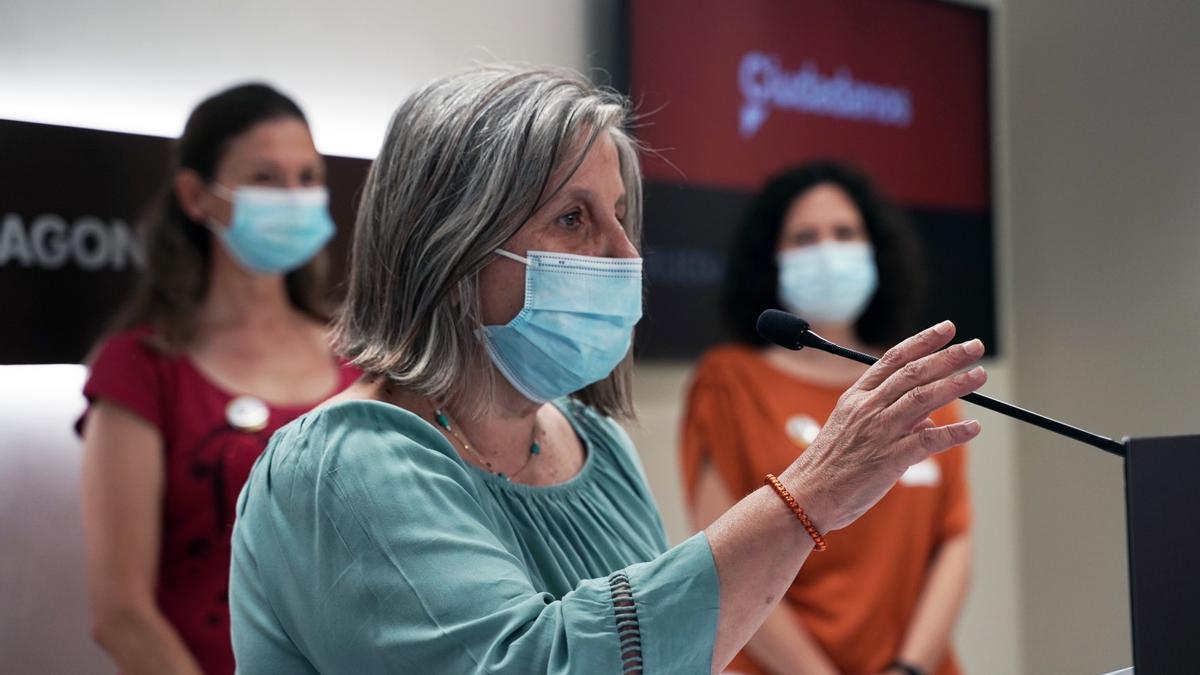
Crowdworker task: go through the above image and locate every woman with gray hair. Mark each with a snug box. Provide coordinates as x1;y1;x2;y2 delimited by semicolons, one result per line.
229;65;987;674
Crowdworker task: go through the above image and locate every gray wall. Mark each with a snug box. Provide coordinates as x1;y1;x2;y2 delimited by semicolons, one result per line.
1006;0;1200;672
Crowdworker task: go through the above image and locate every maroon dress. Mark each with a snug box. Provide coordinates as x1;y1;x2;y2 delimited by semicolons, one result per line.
80;325;359;674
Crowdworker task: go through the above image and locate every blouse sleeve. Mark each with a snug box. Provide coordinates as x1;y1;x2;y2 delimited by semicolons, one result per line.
680;355;754;505
231;407;720;675
77;329;167;436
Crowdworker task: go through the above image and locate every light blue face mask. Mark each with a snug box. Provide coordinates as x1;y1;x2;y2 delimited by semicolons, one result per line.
777;241;878;324
209;184;335;274
482;249;643;403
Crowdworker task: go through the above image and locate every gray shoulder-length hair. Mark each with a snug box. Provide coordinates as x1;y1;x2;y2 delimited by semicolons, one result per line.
333;65;643;419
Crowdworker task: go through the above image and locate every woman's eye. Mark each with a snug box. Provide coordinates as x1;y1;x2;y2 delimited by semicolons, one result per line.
557;211;583;229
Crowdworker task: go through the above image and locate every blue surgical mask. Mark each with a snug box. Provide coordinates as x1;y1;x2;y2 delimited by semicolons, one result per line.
777;241;878;324
209;184;335;274
482;249;643;403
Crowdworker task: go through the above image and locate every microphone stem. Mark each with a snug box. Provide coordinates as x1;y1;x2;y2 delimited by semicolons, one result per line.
817;340;1126;457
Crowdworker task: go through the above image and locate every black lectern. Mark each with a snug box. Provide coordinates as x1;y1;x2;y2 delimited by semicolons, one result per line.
1124;435;1200;673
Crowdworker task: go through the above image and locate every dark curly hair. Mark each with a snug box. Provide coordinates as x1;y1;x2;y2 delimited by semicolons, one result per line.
722;161;927;348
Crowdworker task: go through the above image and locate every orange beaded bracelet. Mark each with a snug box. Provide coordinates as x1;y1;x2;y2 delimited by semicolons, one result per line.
764;473;828;551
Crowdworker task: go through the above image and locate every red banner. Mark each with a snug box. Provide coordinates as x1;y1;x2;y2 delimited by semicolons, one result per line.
631;0;991;211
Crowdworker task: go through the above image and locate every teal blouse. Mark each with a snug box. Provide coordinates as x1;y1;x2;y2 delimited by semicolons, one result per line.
229;398;719;674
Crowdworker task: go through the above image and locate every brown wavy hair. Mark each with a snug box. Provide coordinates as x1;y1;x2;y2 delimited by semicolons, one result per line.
106;83;330;352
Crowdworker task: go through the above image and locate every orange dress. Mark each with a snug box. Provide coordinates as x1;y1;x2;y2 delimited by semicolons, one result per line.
680;344;970;675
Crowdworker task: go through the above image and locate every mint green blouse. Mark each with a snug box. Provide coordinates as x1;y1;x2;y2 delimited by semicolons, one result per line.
229;398;719;674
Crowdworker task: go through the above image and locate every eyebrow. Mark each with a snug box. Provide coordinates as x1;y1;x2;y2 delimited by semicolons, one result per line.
550;188;627;209
244;157;326;171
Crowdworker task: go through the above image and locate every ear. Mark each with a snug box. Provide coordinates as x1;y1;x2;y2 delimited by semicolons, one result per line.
174;169;209;223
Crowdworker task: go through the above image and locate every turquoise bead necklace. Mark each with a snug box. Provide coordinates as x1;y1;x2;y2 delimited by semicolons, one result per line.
433;406;541;481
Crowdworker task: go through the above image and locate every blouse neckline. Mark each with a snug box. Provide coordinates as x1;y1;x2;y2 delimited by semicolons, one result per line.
724;345;857;395
328;398;601;496
176;352;352;412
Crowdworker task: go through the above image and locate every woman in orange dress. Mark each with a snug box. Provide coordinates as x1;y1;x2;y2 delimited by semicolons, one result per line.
682;162;972;675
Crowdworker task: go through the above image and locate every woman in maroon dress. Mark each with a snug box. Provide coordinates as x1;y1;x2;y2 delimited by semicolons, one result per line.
79;83;358;674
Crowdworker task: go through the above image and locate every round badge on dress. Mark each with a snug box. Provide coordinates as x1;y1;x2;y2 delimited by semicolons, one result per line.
785;414;822;447
226;396;270;433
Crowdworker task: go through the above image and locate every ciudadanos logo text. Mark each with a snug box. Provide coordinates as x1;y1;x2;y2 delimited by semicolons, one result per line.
738;51;914;138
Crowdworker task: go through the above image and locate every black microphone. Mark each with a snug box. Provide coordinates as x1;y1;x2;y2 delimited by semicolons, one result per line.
756;309;1125;456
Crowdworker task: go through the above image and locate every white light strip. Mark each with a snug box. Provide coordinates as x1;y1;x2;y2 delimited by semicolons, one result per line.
0;91;387;160
0;364;87;416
